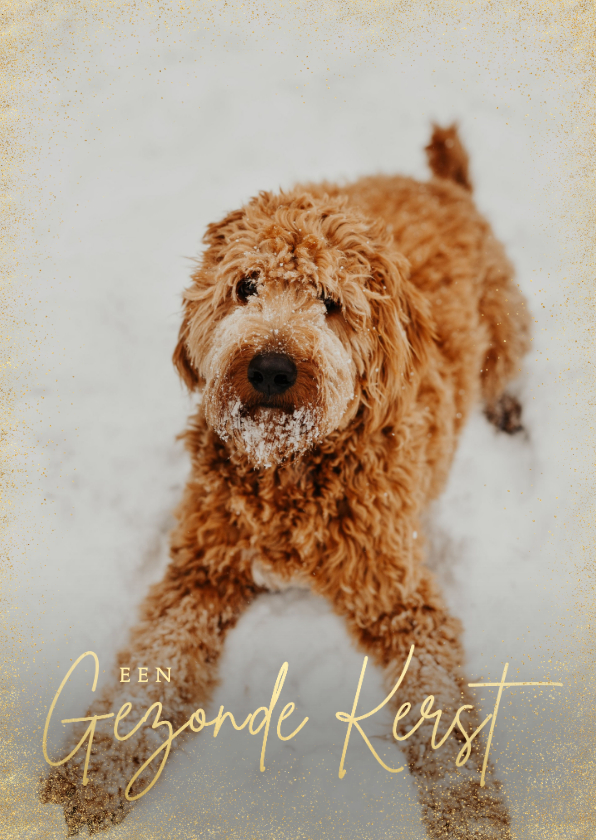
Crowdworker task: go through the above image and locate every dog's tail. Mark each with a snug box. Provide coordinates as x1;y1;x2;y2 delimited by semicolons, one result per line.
425;123;472;192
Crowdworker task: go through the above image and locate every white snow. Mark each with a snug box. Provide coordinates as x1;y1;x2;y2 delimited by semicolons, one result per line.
6;6;592;839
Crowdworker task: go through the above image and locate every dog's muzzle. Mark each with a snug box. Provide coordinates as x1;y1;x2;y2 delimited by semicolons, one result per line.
247;353;297;398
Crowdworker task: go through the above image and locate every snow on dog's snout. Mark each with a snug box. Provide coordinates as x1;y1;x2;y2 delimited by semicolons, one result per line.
199;286;356;467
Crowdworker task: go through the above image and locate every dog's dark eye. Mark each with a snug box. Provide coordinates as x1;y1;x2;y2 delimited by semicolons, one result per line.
322;297;340;315
237;277;258;303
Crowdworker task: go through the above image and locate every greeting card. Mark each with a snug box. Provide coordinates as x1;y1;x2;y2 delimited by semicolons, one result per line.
3;3;593;838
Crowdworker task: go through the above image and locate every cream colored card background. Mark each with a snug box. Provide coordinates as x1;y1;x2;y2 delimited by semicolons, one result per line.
2;2;595;838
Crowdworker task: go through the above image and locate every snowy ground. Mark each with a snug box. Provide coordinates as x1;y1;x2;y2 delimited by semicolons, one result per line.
5;4;591;839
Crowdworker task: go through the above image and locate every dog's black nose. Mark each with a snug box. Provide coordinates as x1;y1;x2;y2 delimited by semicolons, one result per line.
247;353;297;397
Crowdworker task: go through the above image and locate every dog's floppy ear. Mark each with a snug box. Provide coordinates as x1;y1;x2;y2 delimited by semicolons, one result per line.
173;208;246;390
363;247;435;428
173;313;200;391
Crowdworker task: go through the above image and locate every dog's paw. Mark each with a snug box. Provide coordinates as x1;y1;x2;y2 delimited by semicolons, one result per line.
484;394;524;435
419;775;511;840
39;769;131;836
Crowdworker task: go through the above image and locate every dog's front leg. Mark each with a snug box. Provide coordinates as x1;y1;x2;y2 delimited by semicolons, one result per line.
40;570;256;836
337;569;511;840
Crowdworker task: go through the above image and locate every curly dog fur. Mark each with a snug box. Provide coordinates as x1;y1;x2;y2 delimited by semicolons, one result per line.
40;125;530;837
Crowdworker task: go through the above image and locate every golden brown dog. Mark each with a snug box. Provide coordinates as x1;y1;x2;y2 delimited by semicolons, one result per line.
41;125;530;837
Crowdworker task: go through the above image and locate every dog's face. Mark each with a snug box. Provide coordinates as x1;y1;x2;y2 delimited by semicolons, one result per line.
174;190;431;468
